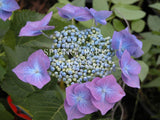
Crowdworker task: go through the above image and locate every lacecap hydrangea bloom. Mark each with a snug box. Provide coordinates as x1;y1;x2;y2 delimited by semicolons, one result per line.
12;50;51;89
14;3;143;120
0;0;20;21
19;11;55;36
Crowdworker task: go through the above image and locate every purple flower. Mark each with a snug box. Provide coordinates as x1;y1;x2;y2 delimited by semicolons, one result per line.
120;50;141;88
57;4;92;21
64;83;97;120
111;27;144;59
19;12;55;36
89;8;112;25
12;49;51;89
0;0;20;21
86;75;125;115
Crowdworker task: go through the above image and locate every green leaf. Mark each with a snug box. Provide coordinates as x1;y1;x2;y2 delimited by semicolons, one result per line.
100;23;115;37
147;15;160;32
143;77;160;88
156;55;160;65
0;65;6;82
0;19;10;41
93;0;109;10
112;0;138;4
20;90;67;120
113;19;125;31
3;30;16;49
78;20;93;29
0;103;14;120
137;61;149;82
140;32;160;46
113;4;146;20
149;3;160;10
142;40;152;54
4;46;35;68
58;0;69;4
72;0;85;7
131;20;145;32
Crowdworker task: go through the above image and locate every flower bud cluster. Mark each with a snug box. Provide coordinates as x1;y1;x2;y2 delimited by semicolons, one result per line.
48;25;115;86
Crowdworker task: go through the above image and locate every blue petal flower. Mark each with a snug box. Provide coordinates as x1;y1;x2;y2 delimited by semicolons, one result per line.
0;0;19;21
64;83;97;120
120;50;141;88
12;50;51;89
19;12;55;36
89;8;112;25
57;4;92;21
112;27;144;59
86;75;125;115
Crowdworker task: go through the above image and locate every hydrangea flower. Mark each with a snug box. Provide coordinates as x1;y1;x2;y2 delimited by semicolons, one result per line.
57;4;92;21
12;49;51;89
19;12;55;36
89;8;112;25
86;75;125;115
0;0;20;21
119;50;141;88
64;83;98;120
111;27;144;59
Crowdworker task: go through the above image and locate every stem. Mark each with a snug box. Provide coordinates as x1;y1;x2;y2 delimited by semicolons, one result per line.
92;19;95;26
112;102;120;120
41;31;51;39
114;8;131;32
119;102;124;120
72;18;75;25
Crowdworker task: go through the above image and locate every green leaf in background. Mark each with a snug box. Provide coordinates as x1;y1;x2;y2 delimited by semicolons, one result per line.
113;4;146;20
100;23;115;37
21;90;67;120
3;30;16;49
142;40;152;54
149;2;160;10
72;0;85;7
112;0;138;4
0;103;14;120
113;19;125;31
4;46;35;68
0;19;10;41
143;77;160;88
93;0;109;10
0;65;6;82
140;32;160;46
156;55;160;65
147;15;160;32
131;20;145;32
138;61;149;82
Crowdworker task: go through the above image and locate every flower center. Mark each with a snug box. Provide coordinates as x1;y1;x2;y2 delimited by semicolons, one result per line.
48;25;116;86
76;96;83;102
34;69;40;74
